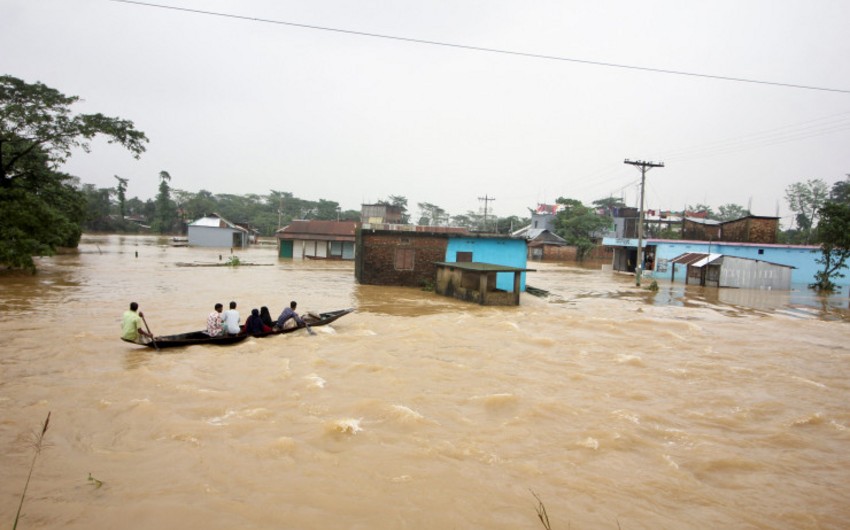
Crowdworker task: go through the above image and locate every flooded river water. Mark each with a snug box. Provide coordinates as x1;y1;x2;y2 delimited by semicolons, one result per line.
1;235;848;529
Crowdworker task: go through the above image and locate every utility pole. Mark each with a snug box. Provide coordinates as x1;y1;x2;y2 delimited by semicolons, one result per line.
624;159;664;286
478;194;495;232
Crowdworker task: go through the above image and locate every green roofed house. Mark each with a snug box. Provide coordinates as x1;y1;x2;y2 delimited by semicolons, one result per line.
276;220;359;260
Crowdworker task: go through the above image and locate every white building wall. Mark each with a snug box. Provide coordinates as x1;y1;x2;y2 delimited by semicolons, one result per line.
719;257;792;290
188;226;242;248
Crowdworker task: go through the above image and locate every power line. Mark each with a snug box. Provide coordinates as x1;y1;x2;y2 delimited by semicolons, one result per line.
110;0;850;95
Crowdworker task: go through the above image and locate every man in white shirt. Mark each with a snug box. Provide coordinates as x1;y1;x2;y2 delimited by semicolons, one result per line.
221;301;241;335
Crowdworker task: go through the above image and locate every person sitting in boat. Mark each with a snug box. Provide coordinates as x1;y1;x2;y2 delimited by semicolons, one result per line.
221;301;241;335
275;301;306;330
244;308;271;335
206;303;224;336
260;306;275;329
122;302;153;344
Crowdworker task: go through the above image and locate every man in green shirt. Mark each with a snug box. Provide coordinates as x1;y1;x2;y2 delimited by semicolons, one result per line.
122;302;153;344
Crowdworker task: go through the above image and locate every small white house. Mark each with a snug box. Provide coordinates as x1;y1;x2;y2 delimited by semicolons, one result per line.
670;253;794;290
187;213;249;248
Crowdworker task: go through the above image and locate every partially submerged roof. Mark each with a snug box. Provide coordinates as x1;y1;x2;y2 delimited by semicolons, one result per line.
670;252;795;269
434;261;535;273
189;213;246;232
512;227;567;245
276;220;358;241
684;217;722;226
670;252;722;268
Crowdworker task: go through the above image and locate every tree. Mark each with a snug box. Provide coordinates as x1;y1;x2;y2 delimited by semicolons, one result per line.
384;195;410;224
830;175;850;205
152;170;177;234
316;199;341;220
685;203;716;220
417;201;446;226
810;201;850;291
114;175;128;218
716;203;750;222
785;179;828;243
592;196;626;215
0;75;147;270
554;197;612;260
0;75;147;185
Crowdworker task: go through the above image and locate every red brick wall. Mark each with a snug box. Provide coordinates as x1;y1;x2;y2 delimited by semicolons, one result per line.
529;244;613;262
682;219;721;241
721;217;778;244
357;232;449;287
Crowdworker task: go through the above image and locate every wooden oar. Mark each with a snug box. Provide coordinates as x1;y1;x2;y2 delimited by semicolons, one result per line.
141;313;159;352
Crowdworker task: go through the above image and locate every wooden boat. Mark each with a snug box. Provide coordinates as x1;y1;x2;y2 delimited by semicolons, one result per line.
124;308;354;349
253;308;354;338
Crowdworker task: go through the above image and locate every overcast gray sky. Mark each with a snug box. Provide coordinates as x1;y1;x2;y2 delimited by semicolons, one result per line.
3;0;849;225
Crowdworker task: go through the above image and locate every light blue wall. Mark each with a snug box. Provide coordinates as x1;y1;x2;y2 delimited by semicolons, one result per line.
445;237;528;291
650;241;835;286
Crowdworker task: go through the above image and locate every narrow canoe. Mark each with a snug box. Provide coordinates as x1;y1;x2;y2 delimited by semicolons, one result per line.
123;308;354;349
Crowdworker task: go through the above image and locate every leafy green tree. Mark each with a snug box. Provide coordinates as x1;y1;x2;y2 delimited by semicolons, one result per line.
417;201;446;226
554;197;612;260
686;203;716;220
316;199;341;220
81;184;116;231
0;75;147;270
810;201;850;291
830;175;850;205
339;209;360;221
0;75;147;185
785;179;828;243
114;175;128;218
152;170;177;234
495;214;526;234
386;195;410;223
592;196;626;215
716;203;750;222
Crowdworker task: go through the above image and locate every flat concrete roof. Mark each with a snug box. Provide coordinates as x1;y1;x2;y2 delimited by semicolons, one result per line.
434;262;535;273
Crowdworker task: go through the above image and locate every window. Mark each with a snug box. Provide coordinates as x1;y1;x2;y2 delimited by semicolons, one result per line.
456;251;473;262
395;248;415;270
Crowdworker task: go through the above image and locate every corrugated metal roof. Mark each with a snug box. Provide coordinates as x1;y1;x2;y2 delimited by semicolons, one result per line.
277;220;358;240
670;252;722;267
188;213;246;231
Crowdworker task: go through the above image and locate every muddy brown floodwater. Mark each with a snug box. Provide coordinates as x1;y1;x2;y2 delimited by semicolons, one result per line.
1;234;848;529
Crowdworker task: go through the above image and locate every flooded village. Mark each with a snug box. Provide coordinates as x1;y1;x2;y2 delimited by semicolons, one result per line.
4;3;850;528
2;197;849;529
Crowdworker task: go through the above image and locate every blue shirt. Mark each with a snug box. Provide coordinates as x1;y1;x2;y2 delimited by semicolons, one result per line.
276;307;304;327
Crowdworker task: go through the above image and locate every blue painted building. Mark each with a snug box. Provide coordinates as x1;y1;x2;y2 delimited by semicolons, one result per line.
603;237;842;287
445;236;529;292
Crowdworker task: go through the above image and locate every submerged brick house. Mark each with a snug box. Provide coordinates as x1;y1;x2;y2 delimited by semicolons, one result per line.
355;227;466;287
355;227;529;292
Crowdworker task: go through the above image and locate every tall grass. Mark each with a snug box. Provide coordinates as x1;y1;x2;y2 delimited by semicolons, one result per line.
13;411;51;530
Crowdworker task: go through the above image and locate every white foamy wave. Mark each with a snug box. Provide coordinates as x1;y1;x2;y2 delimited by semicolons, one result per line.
616;354;644;367
207;409;237;426
576;437;599;450
663;454;679;469
328;418;363;434
791;376;826;389
830;420;847;431
612;409;640;424
790;412;824;427
305;374;326;388
390;404;424;422
242;408;273;420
